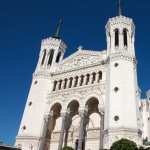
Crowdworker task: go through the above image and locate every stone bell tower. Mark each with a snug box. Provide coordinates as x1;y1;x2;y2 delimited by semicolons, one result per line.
15;19;67;150
104;1;142;149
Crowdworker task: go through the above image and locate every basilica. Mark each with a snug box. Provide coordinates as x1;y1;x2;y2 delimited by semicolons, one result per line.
15;4;150;150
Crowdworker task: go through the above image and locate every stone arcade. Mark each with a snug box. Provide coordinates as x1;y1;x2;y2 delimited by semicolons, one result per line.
15;4;150;150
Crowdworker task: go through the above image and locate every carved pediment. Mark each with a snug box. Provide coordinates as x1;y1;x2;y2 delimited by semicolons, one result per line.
55;50;107;73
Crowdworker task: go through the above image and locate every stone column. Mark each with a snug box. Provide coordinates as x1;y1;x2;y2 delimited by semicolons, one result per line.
89;74;93;84
58;80;62;90
64;109;71;147
55;81;59;91
119;29;124;50
66;78;70;89
83;75;87;86
78;109;87;150
72;77;76;87
64;117;71;147
77;76;81;87
99;111;104;150
127;31;130;50
58;112;67;150
41;111;54;150
61;80;65;90
95;72;99;83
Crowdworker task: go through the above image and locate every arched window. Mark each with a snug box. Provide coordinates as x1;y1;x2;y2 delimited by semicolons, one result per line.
53;81;57;91
69;77;73;88
64;78;68;89
115;29;119;47
74;76;79;87
86;74;90;85
80;75;84;86
58;80;62;90
47;49;54;66
41;49;46;65
123;28;128;47
92;72;96;84
56;52;61;63
98;71;102;82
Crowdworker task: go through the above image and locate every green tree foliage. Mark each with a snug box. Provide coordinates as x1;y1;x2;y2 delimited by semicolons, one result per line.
110;138;138;150
139;146;145;150
63;146;74;150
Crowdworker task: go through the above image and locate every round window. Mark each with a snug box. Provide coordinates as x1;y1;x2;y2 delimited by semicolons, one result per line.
114;116;119;121
28;101;32;106
34;80;38;85
114;87;119;92
114;63;119;67
23;125;26;130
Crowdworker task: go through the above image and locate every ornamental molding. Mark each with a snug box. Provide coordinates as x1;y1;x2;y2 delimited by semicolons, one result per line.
104;127;139;135
109;52;136;63
51;65;107;81
54;50;107;74
33;71;52;80
16;135;41;141
106;16;135;27
48;83;105;110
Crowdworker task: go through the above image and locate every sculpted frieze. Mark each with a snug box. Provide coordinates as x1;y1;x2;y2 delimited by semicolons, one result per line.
48;83;105;107
55;50;107;73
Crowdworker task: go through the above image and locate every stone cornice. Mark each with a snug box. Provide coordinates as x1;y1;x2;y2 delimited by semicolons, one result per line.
109;52;136;64
52;60;108;76
106;16;135;30
104;127;140;135
16;135;41;141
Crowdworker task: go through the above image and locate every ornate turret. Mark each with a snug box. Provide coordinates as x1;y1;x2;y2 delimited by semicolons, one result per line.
106;0;135;56
35;19;67;74
15;19;67;150
104;1;141;148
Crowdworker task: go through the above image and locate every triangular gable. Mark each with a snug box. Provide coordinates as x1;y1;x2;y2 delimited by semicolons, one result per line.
55;49;107;73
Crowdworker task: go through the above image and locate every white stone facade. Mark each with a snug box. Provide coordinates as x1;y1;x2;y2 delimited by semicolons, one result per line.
15;14;150;150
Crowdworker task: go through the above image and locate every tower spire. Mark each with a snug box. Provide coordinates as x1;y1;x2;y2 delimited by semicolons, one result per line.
118;0;122;16
53;18;63;39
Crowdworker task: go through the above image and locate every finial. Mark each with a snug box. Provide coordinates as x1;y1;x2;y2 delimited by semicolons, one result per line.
118;0;122;16
53;18;63;39
77;45;83;51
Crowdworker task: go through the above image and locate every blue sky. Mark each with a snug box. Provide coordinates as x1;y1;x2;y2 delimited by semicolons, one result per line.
0;0;150;145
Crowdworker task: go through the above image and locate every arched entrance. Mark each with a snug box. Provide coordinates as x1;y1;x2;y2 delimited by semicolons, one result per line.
43;103;62;150
65;100;80;150
85;97;104;150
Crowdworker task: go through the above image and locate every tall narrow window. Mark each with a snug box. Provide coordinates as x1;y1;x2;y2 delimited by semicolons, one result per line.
58;80;62;90
41;49;46;65
69;77;73;88
92;72;96;84
53;81;57;91
74;76;78;87
80;75;84;86
115;29;119;47
123;28;128;47
98;71;102;82
56;52;61;63
86;74;90;85
47;49;54;66
64;78;68;89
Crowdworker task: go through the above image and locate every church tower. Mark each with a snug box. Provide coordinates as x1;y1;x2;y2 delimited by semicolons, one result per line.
15;20;67;150
104;1;142;148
